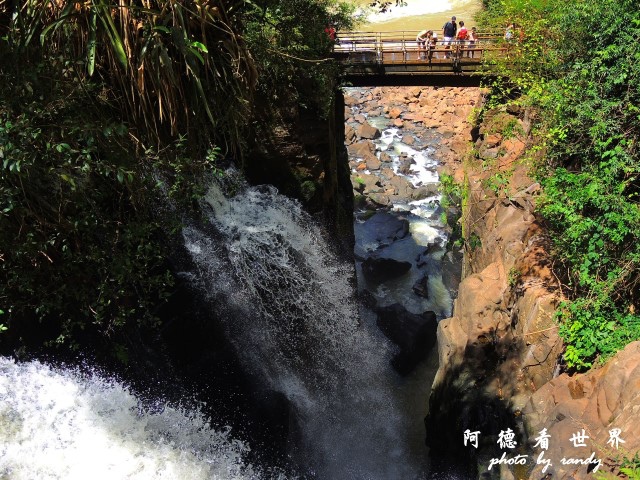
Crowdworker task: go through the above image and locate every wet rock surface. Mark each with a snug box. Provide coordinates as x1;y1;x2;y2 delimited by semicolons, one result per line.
362;257;412;283
346;87;478;394
376;304;438;376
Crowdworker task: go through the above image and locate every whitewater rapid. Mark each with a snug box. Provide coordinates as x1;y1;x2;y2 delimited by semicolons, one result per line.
0;357;266;480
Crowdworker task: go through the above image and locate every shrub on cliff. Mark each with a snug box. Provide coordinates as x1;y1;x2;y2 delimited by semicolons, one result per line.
478;0;640;370
535;0;640;370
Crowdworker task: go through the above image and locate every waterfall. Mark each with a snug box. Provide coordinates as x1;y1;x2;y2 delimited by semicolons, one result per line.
183;179;431;479
0;174;435;479
0;357;265;480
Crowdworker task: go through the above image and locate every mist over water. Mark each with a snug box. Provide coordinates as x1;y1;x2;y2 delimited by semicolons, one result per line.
183;180;430;479
0;357;261;480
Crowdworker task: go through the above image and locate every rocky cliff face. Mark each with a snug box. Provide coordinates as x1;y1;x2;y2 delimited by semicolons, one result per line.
425;97;640;479
243;87;353;248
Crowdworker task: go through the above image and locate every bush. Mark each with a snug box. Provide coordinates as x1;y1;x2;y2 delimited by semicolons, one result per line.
0;64;176;348
478;0;640;369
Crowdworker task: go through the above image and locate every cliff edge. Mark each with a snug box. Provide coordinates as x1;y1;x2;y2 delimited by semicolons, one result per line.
426;96;640;479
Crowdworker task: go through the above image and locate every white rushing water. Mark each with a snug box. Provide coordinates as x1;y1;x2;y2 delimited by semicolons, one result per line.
183;179;431;479
0;176;437;479
0;357;262;480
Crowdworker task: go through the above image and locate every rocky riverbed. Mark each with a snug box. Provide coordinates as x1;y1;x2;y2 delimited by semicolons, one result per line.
344;86;481;377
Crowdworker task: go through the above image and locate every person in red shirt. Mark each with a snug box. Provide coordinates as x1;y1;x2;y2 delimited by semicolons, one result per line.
325;23;336;42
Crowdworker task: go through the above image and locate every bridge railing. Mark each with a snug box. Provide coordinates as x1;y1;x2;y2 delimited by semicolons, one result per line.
332;31;507;67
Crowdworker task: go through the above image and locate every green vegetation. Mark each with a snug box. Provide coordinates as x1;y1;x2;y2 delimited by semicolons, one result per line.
507;267;521;288
596;453;640;480
478;0;640;369
620;454;640;480
243;0;355;117
440;172;462;201
482;170;512;197
0;0;355;355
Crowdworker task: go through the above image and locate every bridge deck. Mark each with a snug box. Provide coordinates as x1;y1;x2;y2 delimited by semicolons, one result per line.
332;31;507;85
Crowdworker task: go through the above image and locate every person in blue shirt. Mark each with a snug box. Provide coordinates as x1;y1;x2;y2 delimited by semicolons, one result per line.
442;16;457;58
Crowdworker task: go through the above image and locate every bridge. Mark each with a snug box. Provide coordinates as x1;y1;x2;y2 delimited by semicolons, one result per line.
332;31;506;86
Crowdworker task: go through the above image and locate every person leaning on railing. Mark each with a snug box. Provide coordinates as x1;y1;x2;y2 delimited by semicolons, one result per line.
416;29;432;60
428;34;438;61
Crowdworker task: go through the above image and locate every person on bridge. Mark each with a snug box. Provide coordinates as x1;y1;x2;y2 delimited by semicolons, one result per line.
457;21;468;42
324;22;337;51
325;23;337;41
442;16;457;58
467;26;478;57
416;29;432;59
456;20;469;58
428;34;438;61
504;22;515;41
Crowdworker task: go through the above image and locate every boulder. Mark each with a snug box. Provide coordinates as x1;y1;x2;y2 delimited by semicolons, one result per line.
364;153;382;171
362;212;410;244
376;303;438;375
412;274;429;298
411;183;439;200
344;94;359;106
379;151;393;164
357;122;381;140
401;134;416;145
388;107;403;119
358;173;382;194
344;125;357;145
398;155;416;175
351;176;365;192
362;257;411;283
368;193;391;206
347;140;375;158
354;113;367;124
387;175;414;200
380;167;395;180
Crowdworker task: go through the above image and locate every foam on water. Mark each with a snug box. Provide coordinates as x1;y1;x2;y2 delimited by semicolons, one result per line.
376;127;440;189
0;357;261;480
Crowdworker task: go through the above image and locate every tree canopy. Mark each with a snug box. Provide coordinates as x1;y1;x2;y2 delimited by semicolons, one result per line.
0;0;355;355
